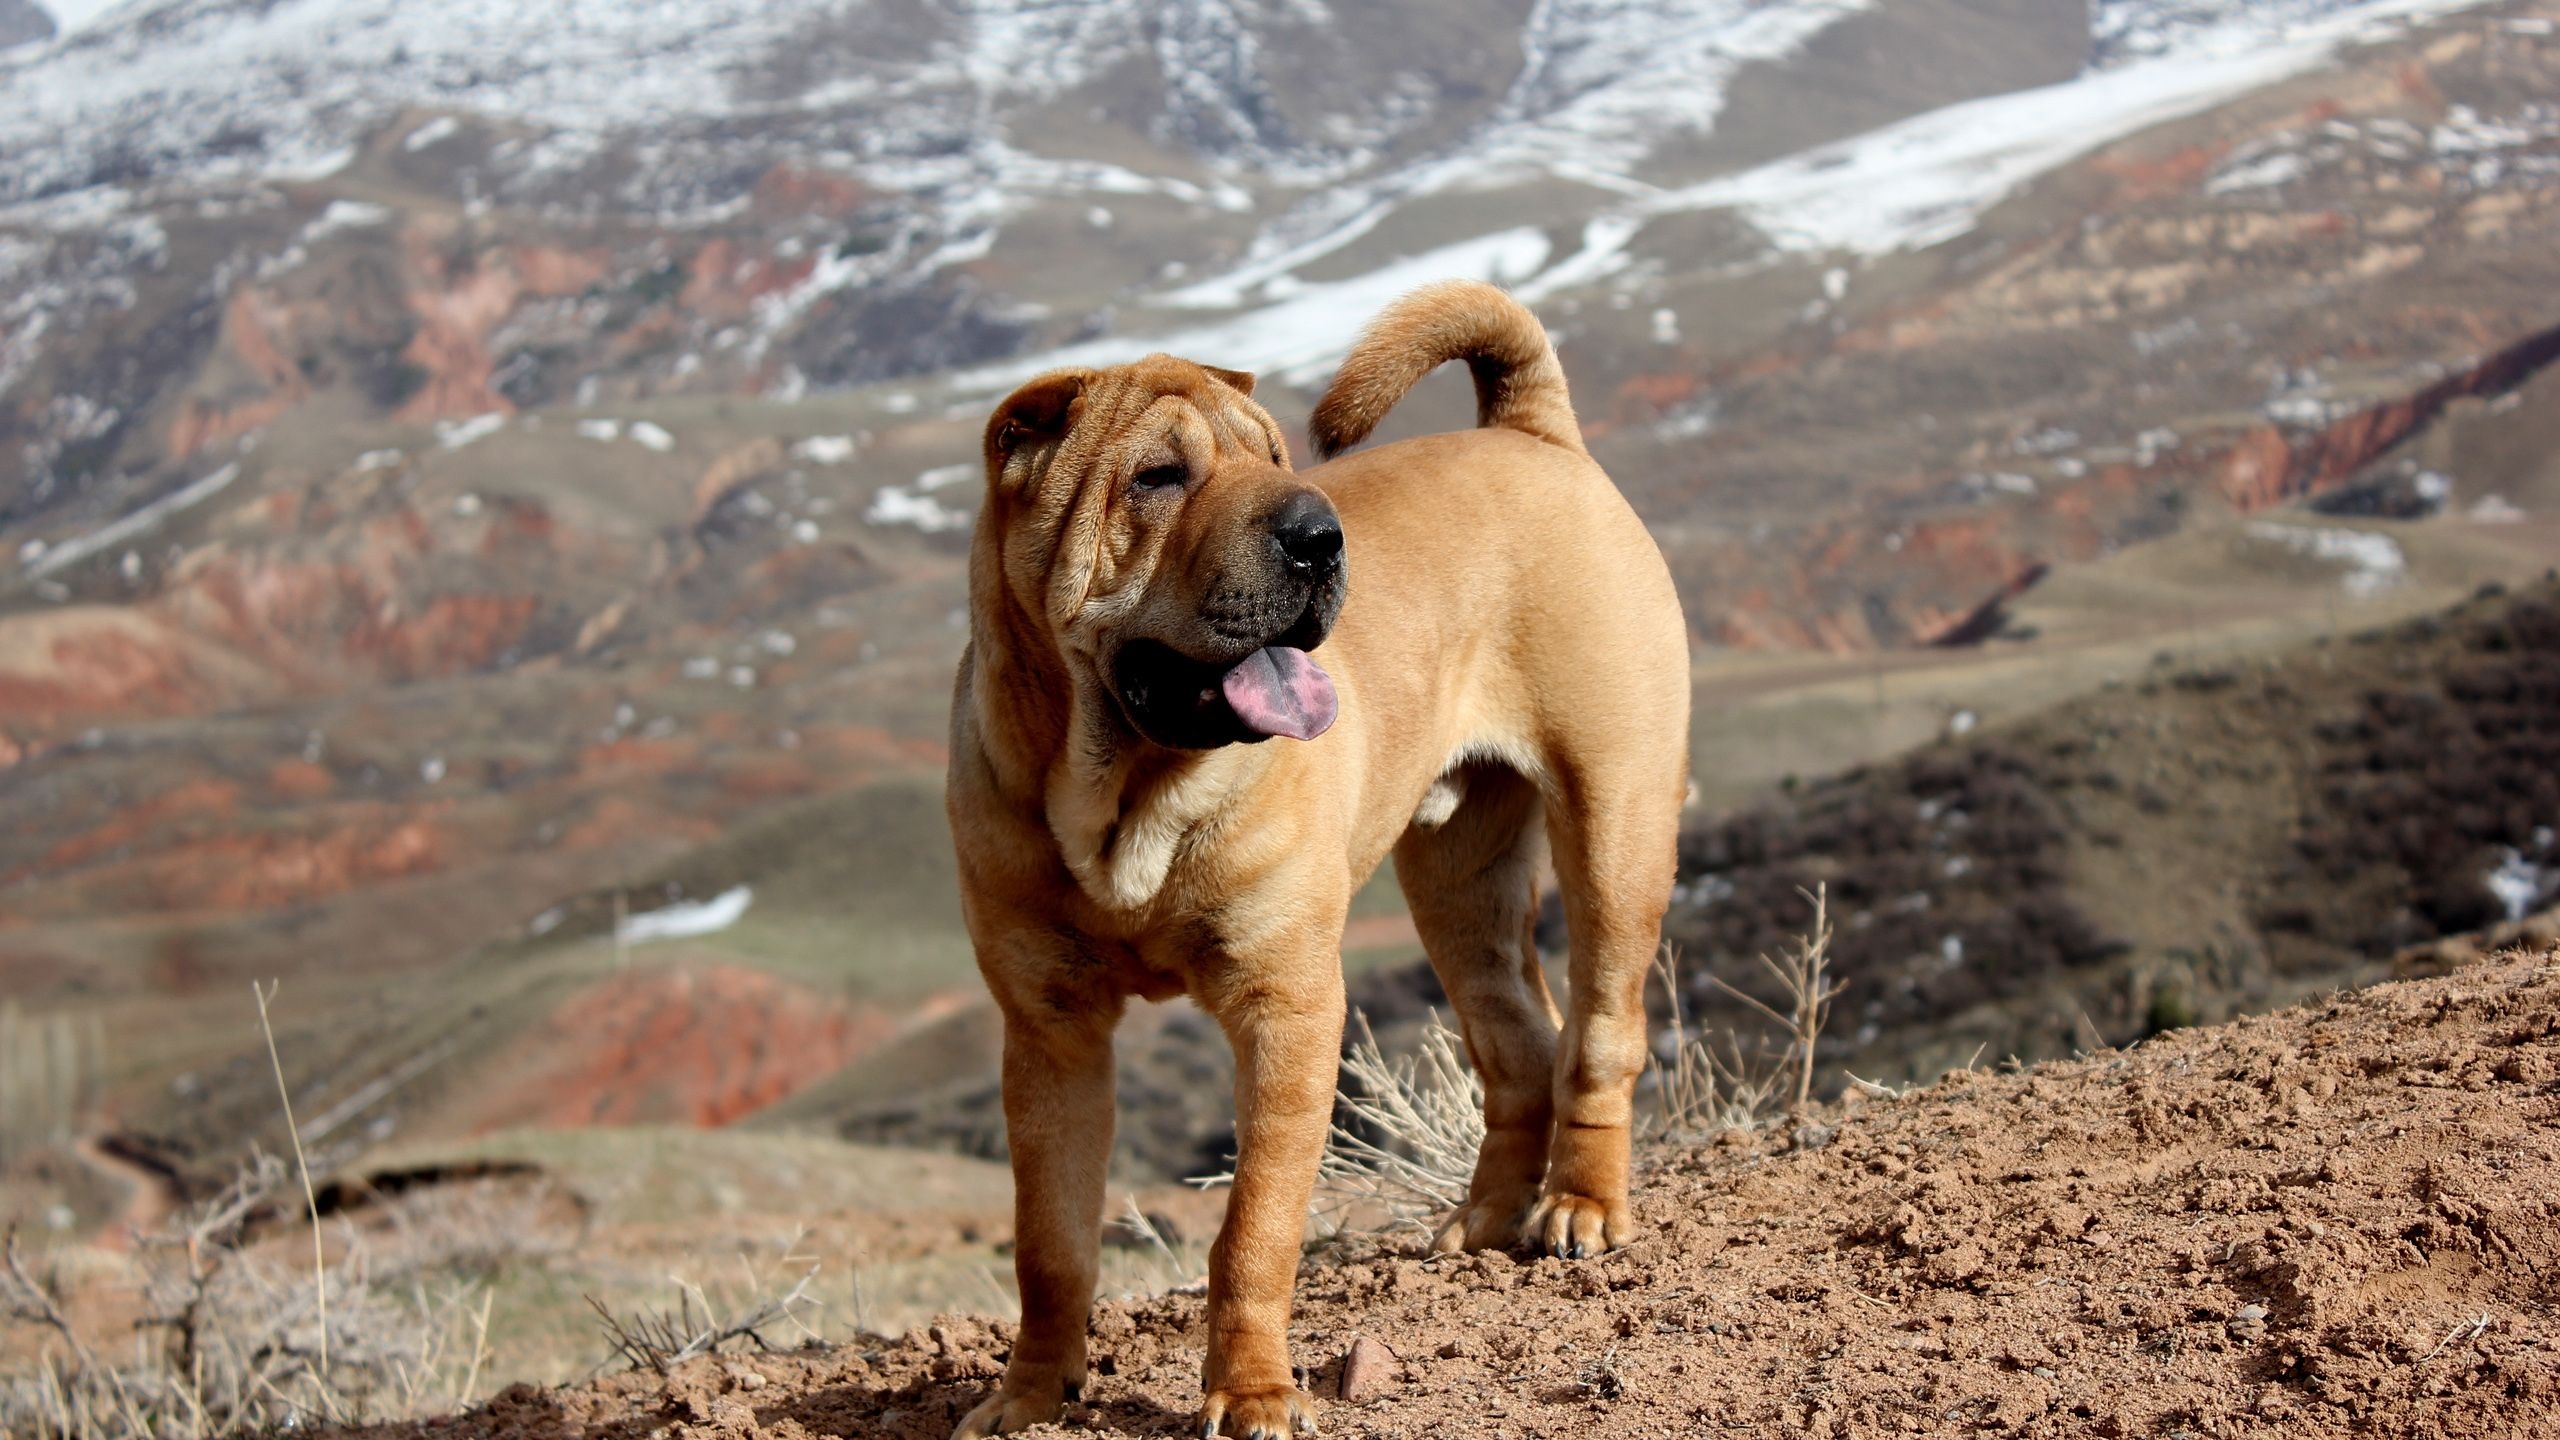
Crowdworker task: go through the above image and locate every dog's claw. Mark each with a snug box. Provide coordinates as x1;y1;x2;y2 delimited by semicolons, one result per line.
1198;1385;1317;1439
1529;1190;1630;1263
952;1378;1076;1439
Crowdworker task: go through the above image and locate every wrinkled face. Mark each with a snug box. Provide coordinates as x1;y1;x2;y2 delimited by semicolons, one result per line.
981;355;1347;750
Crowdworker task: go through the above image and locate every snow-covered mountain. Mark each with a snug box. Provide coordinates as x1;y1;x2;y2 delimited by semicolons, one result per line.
0;0;2551;611
1;1;2516;426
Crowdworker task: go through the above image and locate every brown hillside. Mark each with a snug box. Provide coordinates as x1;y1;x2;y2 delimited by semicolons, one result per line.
335;947;2560;1440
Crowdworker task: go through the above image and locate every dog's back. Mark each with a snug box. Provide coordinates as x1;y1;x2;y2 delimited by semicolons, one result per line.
1308;280;1587;460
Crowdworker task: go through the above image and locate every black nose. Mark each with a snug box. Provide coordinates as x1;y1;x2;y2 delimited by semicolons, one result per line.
1270;491;1343;574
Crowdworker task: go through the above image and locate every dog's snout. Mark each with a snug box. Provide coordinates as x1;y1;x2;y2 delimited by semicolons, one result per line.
1270;492;1343;574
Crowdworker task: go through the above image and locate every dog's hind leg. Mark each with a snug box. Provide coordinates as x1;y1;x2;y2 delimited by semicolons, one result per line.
953;958;1124;1440
1392;761;1561;1253
1534;737;1685;1259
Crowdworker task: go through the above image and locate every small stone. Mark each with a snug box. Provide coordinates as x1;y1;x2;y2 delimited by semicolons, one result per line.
1436;1336;1478;1360
1339;1336;1398;1403
1791;1122;1836;1152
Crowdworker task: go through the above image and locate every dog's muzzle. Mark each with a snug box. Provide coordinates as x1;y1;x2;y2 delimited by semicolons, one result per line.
1112;494;1346;749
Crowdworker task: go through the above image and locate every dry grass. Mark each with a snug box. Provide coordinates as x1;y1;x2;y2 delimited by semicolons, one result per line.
1644;944;1787;1143
1191;1009;1484;1238
584;1248;822;1378
0;1154;518;1440
0;1005;104;1169
1694;882;1843;1115
1313;1011;1486;1235
0;985;556;1440
1106;1198;1206;1299
1293;894;1845;1239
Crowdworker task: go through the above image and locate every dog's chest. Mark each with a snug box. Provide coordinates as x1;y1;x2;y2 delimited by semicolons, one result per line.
1055;904;1205;1003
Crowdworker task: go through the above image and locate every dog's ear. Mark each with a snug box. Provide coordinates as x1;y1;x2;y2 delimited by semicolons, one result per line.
1203;366;1256;398
984;369;1091;477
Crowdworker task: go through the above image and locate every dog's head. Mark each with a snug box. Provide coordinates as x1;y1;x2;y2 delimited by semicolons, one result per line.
979;355;1346;750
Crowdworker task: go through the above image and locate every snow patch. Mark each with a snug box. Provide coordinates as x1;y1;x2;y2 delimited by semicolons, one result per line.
402;115;460;152
23;462;238;580
617;885;753;944
2244;522;2406;597
627;420;674;453
2206;150;2310;194
1645;0;2497;256
866;463;978;533
2488;848;2551;923
1187;0;1869;298
964;226;1553;390
299;198;389;242
1063;0;2496;387
33;1;134;41
793;435;857;465
436;412;506;450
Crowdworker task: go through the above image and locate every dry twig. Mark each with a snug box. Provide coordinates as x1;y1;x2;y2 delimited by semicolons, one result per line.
252;981;328;1383
1704;883;1844;1111
585;1262;821;1377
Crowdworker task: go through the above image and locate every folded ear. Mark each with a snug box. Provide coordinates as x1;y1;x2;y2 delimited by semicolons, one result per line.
984;369;1091;477
1203;365;1255;398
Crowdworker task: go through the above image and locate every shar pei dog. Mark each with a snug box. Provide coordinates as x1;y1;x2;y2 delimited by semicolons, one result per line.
947;280;1688;1438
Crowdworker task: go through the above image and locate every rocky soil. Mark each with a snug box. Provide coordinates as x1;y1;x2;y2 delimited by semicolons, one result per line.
331;946;2560;1440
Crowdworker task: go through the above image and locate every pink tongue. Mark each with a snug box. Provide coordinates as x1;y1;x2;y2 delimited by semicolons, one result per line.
1220;647;1338;741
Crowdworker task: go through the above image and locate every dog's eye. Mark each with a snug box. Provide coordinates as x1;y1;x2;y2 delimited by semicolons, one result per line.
1131;463;1187;492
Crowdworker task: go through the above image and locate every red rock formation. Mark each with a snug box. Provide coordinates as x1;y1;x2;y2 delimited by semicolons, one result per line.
457;965;896;1131
2090;141;2228;202
38;778;243;873
167;291;314;459
393;232;610;424
679;238;818;321
556;794;724;852
2216;318;2560;511
0;617;214;731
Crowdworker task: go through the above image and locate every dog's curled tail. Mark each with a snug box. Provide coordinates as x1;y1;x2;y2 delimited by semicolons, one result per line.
1308;280;1586;461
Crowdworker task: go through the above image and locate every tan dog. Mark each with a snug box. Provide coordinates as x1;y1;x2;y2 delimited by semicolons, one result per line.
946;281;1689;1438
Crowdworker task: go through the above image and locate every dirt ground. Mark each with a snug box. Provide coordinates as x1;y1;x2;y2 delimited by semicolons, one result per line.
334;947;2560;1440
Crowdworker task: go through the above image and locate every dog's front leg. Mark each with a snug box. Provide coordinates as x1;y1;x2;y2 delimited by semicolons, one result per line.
952;973;1124;1439
1196;957;1343;1439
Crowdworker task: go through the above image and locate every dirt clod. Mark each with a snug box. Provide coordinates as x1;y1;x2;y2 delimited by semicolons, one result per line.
1337;1336;1397;1402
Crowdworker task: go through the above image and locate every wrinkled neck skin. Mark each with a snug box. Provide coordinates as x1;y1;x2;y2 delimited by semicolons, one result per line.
964;506;1267;917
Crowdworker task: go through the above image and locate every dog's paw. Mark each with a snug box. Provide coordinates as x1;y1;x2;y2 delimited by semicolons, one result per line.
1197;1383;1318;1439
950;1377;1078;1439
1430;1195;1533;1254
1526;1191;1633;1260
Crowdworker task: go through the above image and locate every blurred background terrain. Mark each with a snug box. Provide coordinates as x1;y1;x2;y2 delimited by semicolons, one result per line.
2;0;2557;1399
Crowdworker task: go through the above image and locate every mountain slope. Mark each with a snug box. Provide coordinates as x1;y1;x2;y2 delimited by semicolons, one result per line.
4;0;2559;1209
324;945;2560;1440
1661;574;2560;1088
